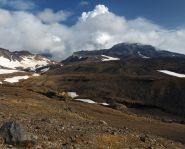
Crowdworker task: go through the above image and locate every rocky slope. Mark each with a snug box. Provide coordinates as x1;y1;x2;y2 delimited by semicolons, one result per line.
0;85;184;148
62;43;185;63
0;43;185;148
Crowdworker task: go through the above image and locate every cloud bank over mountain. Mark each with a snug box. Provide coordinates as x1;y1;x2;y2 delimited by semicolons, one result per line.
0;4;185;60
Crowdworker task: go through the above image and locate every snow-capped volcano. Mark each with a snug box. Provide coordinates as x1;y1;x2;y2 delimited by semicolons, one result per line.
0;48;55;70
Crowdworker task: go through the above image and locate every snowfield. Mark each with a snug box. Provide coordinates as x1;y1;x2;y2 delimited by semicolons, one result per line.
158;70;185;78
101;55;120;61
4;76;30;83
0;56;50;69
74;99;96;104
0;69;21;74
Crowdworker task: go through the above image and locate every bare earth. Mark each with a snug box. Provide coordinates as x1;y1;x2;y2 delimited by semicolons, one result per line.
0;86;184;149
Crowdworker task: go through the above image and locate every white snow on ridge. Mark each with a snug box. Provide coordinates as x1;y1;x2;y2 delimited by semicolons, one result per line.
0;69;21;74
74;99;96;104
0;56;22;69
0;56;50;69
20;56;49;69
101;55;120;61
4;76;29;83
158;70;185;78
137;51;150;59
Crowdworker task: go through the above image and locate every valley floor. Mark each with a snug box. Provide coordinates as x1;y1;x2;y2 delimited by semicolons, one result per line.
0;86;184;148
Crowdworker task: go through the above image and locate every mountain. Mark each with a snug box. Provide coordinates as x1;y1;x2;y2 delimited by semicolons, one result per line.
2;43;184;117
31;43;185;116
62;43;185;64
0;48;55;70
1;43;185;148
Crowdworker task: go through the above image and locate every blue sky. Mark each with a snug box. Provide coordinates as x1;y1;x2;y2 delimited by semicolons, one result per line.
2;0;185;28
0;0;185;59
34;0;185;29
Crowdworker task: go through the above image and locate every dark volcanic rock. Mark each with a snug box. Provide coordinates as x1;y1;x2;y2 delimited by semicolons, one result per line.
0;121;35;146
62;43;185;63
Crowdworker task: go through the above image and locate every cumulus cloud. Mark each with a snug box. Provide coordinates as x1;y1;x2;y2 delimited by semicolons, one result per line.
37;8;72;23
0;0;36;10
81;5;108;21
0;4;185;60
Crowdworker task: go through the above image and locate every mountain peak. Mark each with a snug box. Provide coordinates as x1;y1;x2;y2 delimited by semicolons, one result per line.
63;43;185;64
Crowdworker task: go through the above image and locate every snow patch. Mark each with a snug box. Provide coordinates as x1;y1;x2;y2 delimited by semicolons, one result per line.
74;99;96;104
101;103;109;106
67;92;79;98
137;51;150;59
0;69;21;74
4;76;29;83
32;73;40;77
0;56;50;69
20;56;49;69
41;67;50;73
101;55;120;61
158;70;185;78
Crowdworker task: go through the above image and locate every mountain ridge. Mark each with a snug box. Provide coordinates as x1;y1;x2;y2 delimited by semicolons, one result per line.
63;43;185;64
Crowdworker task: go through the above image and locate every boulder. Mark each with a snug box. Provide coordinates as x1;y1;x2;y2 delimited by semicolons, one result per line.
0;121;35;147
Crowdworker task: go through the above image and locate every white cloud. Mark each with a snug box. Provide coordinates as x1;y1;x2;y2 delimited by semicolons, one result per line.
80;1;89;6
0;4;185;60
38;8;72;23
0;0;36;10
81;4;109;21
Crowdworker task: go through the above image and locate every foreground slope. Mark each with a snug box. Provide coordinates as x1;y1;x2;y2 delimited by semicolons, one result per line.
0;85;184;148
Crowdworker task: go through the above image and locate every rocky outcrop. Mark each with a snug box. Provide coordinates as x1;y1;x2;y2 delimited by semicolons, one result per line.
0;121;36;147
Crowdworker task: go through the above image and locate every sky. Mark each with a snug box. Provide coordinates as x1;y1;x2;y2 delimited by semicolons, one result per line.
0;0;185;60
